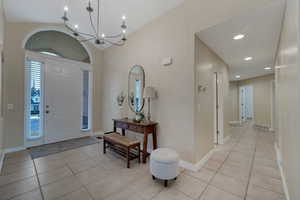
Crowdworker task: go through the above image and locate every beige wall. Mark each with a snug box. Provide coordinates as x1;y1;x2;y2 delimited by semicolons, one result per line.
0;0;4;158
238;74;274;127
229;81;239;121
100;0;276;163
3;22;103;149
275;0;300;198
194;36;231;161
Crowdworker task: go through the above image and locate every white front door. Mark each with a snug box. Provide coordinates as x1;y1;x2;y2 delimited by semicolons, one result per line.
25;52;92;147
44;59;82;144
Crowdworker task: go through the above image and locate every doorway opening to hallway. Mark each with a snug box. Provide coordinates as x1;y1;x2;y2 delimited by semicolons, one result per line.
239;85;253;122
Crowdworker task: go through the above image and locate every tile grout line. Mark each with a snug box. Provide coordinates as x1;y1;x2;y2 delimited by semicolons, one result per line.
242;126;258;200
32;158;45;200
198;125;246;199
65;160;96;200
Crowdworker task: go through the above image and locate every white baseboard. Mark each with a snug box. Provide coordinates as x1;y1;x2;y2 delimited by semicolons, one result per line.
4;146;26;154
92;131;105;137
254;124;271;131
274;143;290;200
179;148;215;172
0;150;4;174
0;146;26;173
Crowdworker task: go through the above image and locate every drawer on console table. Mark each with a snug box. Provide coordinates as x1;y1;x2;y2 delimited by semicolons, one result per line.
128;124;144;133
115;122;129;129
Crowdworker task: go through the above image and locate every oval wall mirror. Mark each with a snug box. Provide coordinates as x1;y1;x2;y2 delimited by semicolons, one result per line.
128;65;145;113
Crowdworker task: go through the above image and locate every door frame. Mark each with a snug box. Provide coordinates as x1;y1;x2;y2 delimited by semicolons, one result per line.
239;85;253;122
213;72;224;144
24;51;93;148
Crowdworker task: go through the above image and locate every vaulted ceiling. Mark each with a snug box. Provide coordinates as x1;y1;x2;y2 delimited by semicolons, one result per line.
4;0;185;42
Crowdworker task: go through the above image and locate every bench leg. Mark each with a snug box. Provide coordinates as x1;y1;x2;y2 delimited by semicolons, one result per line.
138;145;141;163
126;148;130;168
103;140;106;154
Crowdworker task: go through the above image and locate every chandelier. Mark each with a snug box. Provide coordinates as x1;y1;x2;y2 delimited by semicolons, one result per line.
62;0;127;46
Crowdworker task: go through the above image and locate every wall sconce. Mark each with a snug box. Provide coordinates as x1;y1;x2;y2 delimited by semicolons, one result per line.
117;91;125;106
198;85;207;93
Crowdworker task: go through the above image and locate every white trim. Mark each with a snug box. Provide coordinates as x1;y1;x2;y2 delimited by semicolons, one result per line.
179;148;215;171
26;51;92;70
4;146;26;154
0;146;26;173
0;150;4;173
274;143;290;200
92;131;106;137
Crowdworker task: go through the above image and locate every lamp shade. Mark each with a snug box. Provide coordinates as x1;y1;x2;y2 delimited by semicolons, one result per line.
144;86;156;99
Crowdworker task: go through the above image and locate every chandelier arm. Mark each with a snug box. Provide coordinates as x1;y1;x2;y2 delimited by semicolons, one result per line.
104;39;125;46
97;0;100;35
64;22;95;37
104;33;123;39
80;37;97;42
89;11;98;37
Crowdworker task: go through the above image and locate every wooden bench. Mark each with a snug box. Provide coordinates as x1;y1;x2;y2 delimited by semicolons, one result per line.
103;132;141;168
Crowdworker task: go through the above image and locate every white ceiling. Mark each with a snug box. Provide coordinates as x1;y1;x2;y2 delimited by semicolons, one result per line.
4;0;184;45
197;0;285;81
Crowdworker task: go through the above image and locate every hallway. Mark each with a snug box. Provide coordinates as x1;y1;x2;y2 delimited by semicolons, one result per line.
0;123;284;200
191;123;284;200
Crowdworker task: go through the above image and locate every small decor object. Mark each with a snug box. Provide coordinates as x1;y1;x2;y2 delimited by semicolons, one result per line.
150;148;180;187
144;86;156;121
61;0;127;46
117;92;125;106
134;112;145;123
129;92;135;106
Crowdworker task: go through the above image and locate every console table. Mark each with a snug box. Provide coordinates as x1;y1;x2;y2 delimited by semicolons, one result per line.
113;118;158;163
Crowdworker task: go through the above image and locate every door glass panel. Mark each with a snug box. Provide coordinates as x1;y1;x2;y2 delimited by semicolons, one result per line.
28;60;43;139
82;70;90;130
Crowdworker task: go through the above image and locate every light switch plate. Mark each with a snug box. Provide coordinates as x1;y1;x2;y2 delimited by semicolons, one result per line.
162;57;173;66
7;104;14;110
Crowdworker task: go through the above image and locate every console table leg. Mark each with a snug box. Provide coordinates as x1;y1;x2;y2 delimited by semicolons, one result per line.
142;132;148;163
152;127;158;150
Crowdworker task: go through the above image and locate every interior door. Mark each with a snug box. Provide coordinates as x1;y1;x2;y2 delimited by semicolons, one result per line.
44;59;82;144
240;87;246;121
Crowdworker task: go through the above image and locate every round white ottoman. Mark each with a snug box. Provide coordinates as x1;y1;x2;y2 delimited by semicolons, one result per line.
150;148;179;187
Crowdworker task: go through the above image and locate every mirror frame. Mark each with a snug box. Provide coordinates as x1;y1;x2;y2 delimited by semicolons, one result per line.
128;65;145;114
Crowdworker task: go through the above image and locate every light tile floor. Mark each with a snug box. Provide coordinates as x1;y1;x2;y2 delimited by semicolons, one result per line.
0;124;285;200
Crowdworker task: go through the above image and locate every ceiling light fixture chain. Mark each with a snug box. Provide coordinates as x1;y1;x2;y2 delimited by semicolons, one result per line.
62;0;127;46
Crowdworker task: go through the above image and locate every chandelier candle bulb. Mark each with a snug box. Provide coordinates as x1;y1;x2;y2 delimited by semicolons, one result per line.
64;6;68;12
62;6;69;21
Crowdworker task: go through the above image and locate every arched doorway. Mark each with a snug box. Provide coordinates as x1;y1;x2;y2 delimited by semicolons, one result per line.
24;31;93;147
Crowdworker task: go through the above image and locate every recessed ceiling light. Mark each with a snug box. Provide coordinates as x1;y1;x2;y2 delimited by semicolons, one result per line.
235;75;241;79
244;57;253;61
264;67;272;70
233;34;245;40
